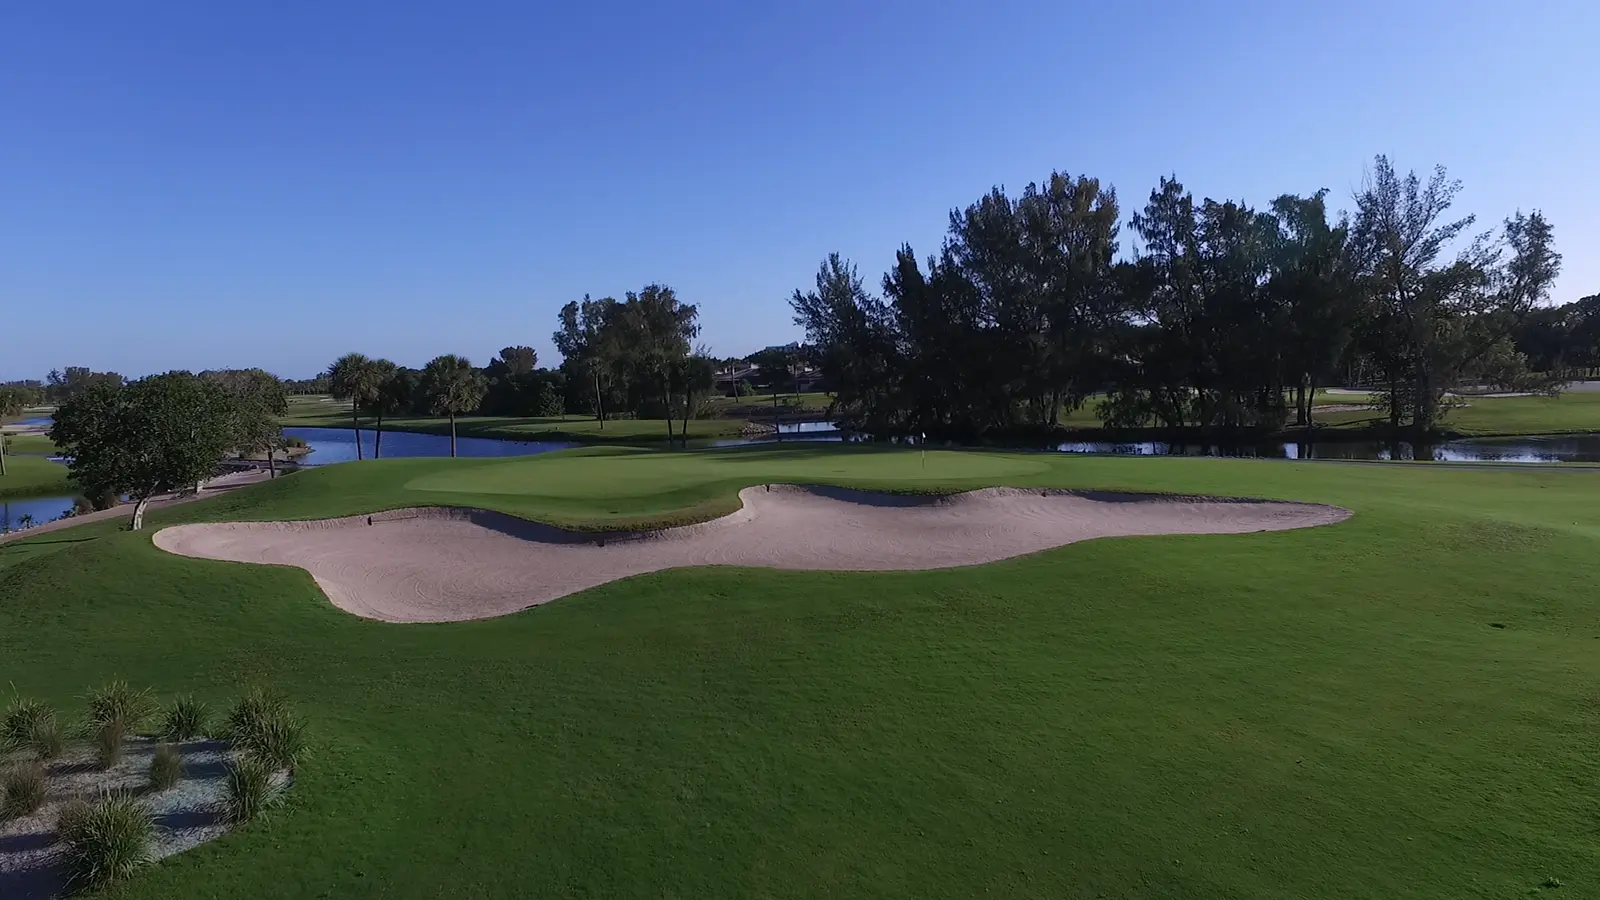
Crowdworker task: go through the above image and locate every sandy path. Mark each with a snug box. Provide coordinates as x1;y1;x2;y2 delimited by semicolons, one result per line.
153;486;1348;623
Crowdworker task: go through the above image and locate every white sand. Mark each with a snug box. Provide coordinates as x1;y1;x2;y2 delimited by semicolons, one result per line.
153;485;1349;624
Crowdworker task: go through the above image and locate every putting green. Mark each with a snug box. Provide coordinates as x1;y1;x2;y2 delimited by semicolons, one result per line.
405;446;1051;499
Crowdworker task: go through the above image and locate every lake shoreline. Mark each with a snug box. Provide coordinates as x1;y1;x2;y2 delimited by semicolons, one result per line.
292;416;1600;448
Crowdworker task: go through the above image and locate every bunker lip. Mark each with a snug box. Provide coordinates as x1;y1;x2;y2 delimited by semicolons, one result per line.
152;485;1351;624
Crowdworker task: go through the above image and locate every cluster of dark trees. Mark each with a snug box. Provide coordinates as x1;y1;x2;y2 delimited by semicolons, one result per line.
1512;293;1600;376
552;284;717;442
283;374;331;395
324;352;491;458
2;368;127;408
326;285;723;455
48;369;288;529
791;156;1567;438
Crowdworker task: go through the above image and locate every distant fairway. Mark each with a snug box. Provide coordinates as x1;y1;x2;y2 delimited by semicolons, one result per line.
0;453;71;499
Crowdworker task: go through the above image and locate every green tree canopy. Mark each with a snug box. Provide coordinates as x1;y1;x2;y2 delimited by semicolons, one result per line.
49;372;237;528
326;352;386;460
203;368;289;476
421;354;488;457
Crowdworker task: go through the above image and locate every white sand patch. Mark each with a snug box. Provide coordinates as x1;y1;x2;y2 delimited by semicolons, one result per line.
153;486;1349;624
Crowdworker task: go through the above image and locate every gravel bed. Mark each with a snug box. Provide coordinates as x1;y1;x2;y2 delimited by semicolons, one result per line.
0;736;290;898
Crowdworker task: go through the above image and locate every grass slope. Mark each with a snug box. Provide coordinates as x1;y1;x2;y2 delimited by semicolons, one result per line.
2;446;1598;898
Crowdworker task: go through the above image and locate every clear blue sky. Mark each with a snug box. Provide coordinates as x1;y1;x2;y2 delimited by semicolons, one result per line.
2;0;1595;380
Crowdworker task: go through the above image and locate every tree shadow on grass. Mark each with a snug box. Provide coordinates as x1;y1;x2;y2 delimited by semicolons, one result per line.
0;537;99;548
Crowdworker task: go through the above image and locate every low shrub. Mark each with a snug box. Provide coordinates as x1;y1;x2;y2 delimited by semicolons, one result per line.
149;744;182;791
1;761;47;820
85;682;155;732
224;755;279;823
95;717;129;770
161;695;209;741
61;793;153;892
28;715;64;760
225;688;288;746
2;697;64;760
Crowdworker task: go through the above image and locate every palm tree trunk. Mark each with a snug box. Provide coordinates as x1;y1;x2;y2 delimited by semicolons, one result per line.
375;409;384;459
352;405;363;460
450;411;458;457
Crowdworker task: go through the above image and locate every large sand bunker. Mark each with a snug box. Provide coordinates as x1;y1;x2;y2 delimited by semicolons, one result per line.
152;486;1349;623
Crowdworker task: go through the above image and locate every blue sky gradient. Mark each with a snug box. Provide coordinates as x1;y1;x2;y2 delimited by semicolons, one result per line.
3;0;1595;379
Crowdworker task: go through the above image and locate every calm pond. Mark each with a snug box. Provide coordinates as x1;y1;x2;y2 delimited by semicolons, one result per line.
0;494;83;532
282;427;576;466
288;421;842;464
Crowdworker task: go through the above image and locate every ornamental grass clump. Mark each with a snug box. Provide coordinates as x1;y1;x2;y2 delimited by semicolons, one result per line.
0;761;47;820
161;695;209;742
2;696;54;752
149;743;183;791
61;793;154;893
27;714;65;760
224;688;288;747
224;755;279;823
94;716;130;770
55;797;92;843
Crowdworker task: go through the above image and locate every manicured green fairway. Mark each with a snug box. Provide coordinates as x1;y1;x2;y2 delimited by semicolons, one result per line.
1433;389;1600;436
3;446;1598;898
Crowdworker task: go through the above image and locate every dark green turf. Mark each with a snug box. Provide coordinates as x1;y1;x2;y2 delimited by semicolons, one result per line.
2;446;1597;898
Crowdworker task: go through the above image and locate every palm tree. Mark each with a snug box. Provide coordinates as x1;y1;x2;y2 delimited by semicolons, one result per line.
325;353;382;460
421;355;488;457
364;359;399;458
